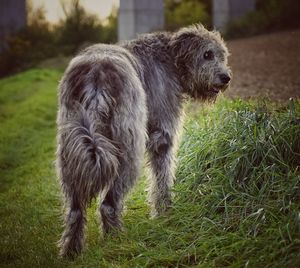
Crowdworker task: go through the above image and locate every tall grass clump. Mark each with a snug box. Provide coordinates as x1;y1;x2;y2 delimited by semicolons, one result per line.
173;98;300;266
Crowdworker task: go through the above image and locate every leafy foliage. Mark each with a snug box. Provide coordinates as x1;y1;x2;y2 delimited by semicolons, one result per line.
0;0;117;77
226;0;300;38
56;0;103;54
165;0;210;30
102;5;118;44
0;4;56;77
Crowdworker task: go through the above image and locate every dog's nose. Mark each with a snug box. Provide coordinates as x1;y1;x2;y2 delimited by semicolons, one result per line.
219;74;231;84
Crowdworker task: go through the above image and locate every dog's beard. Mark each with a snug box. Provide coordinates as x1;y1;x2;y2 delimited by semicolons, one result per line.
189;82;219;101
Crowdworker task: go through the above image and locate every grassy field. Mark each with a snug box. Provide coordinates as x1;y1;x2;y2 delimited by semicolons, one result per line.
0;69;299;267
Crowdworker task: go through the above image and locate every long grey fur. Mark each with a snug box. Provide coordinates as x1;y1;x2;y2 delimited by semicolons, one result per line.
56;24;231;258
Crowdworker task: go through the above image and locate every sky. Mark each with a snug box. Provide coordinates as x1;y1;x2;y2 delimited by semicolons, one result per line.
31;0;119;23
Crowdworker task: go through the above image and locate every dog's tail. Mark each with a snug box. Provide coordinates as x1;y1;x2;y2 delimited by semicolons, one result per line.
57;106;119;203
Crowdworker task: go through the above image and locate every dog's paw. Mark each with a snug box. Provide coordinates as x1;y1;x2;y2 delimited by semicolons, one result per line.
58;234;84;259
151;199;172;218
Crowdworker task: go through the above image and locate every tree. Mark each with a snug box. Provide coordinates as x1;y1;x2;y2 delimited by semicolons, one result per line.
56;0;104;54
0;0;56;76
165;0;210;30
102;5;118;44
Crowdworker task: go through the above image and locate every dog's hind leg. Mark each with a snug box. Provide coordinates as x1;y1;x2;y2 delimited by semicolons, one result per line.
99;92;147;234
56;113;119;258
58;192;87;258
99;172;125;234
99;136;146;234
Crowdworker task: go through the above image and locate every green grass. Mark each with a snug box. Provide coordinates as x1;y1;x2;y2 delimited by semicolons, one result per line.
0;69;299;267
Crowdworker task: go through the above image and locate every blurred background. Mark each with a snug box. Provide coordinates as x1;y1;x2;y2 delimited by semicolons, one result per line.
0;0;299;100
1;2;300;266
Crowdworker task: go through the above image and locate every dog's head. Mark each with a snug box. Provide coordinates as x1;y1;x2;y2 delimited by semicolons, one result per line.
170;24;232;100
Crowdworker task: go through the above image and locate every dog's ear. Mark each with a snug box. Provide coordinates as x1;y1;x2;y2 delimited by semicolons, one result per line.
169;31;197;58
169;24;206;56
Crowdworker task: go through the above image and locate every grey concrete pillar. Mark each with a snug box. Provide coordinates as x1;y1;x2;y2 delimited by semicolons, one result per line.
118;0;164;41
213;0;255;32
0;0;27;50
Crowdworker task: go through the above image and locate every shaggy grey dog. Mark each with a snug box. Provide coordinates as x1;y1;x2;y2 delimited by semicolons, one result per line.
56;24;231;258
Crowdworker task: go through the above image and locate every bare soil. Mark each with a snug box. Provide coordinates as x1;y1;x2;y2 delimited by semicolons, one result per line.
225;29;300;102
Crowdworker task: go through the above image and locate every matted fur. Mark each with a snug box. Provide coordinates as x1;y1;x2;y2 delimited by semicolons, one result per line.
56;24;231;258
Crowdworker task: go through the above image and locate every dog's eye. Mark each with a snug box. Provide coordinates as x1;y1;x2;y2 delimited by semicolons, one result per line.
204;50;214;60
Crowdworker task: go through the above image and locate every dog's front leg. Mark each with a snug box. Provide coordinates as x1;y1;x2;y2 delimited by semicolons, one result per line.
147;130;176;217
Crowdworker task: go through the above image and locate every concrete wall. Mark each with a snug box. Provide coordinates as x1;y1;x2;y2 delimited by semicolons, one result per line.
0;0;27;50
213;0;255;31
118;0;164;41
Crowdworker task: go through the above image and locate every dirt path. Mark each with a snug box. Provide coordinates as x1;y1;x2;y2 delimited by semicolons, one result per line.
225;29;300;102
